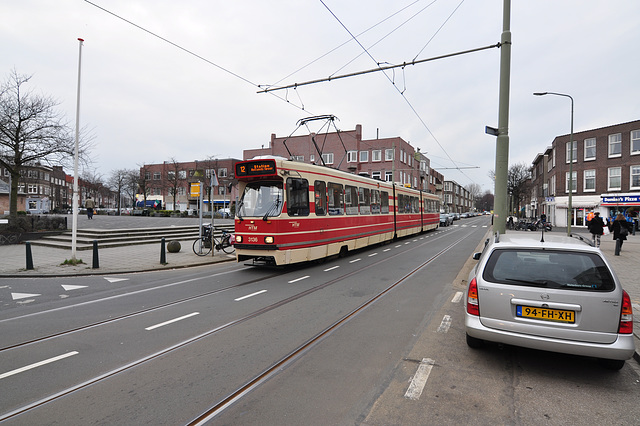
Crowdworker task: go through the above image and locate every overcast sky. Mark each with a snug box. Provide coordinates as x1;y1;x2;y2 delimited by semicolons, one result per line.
3;1;639;192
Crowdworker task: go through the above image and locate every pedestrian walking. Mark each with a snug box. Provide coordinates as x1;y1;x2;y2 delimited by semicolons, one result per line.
608;213;630;255
587;211;604;248
85;196;96;219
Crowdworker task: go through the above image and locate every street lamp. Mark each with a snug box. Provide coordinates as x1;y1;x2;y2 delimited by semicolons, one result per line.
534;91;574;236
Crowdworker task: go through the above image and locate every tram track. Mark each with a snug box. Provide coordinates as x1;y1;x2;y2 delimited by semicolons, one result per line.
0;226;476;423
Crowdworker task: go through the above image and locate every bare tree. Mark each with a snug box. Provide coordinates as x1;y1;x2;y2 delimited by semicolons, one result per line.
507;162;532;217
465;182;482;211
165;158;185;211
108;168;136;214
123;169;139;208
137;164;152;209
0;70;91;218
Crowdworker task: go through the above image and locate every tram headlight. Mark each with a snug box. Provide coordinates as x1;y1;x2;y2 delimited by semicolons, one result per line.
264;236;274;244
235;235;242;243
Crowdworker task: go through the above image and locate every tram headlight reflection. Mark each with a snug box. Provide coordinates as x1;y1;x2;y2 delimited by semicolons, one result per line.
235;235;242;243
264;236;274;244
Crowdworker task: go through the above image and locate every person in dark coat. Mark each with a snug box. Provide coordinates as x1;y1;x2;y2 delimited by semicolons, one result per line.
587;211;605;248
609;213;630;255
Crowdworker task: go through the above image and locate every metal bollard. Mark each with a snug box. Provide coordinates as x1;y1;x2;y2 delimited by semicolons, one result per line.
92;240;99;269
160;237;167;265
25;241;34;270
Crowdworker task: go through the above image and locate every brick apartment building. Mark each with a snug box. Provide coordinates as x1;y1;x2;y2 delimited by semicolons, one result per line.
531;119;640;228
140;158;241;212
443;180;473;214
243;124;443;199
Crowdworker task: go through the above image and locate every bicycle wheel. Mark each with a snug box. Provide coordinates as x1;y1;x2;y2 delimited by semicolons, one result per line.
221;238;235;254
193;238;212;256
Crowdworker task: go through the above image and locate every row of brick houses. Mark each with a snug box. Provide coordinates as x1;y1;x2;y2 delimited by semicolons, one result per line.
530;119;640;228
0;163;117;215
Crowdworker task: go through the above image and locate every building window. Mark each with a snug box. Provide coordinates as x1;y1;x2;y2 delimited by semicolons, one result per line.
608;167;621;191
608;133;622;158
178;170;187;179
584;138;596;161
28;184;38;194
385;171;393;182
310;154;315;163
347;151;357;163
372;171;381;180
565;171;577;193
359;151;368;162
168;171;176;180
322;153;334;165
385;149;394;161
631;130;640;155
372;150;381;162
292;156;304;162
631;166;640;189
566;141;577;163
218;168;227;178
584;169;595;192
144;171;151;180
153;172;161;180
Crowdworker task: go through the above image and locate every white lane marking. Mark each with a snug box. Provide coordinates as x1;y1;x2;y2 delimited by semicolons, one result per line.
61;285;87;291
324;266;340;271
395;245;402;248
368;253;378;257
104;277;129;283
451;291;463;304
0;351;79;380
404;358;435;400
437;315;452;333
404;242;411;245
234;290;267;301
11;292;41;300
288;276;309;283
145;312;200;331
383;248;391;252
349;259;361;263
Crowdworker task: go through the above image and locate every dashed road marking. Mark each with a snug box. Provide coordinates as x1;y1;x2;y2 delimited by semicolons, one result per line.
404;358;435;400
0;351;78;380
145;312;200;330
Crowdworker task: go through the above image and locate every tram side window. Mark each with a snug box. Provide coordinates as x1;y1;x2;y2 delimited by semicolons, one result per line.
328;182;344;215
345;185;359;215
399;194;410;213
314;180;327;216
412;197;419;213
371;189;381;214
359;187;370;214
381;191;389;214
286;178;309;216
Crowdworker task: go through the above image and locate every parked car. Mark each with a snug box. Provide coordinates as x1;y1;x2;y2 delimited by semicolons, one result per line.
440;213;453;227
465;233;635;370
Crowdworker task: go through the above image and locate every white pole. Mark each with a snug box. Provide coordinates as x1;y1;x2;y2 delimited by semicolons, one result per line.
71;38;84;261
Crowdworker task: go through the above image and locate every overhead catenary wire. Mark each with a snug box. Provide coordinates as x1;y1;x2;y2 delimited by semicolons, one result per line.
83;0;310;113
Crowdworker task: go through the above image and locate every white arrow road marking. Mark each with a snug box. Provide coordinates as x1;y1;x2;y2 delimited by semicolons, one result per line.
61;285;88;291
104;277;129;283
145;312;200;331
0;351;78;380
404;358;435;400
234;290;267;301
11;292;41;300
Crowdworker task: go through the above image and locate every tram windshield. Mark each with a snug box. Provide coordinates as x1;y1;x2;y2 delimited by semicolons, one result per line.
238;181;284;219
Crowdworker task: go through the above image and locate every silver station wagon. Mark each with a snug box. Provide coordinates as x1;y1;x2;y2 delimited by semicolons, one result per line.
465;233;635;370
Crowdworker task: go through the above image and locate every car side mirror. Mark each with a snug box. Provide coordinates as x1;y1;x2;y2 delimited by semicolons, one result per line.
472;252;481;260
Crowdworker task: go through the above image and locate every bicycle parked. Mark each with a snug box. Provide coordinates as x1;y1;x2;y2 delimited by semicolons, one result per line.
192;225;235;256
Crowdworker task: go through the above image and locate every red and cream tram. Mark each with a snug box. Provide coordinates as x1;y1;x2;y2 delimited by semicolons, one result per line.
233;157;440;266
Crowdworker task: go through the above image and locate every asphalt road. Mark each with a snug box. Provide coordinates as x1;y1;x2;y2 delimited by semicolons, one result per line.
1;216;639;425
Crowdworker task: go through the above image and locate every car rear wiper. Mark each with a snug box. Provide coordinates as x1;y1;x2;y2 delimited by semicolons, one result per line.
504;277;549;287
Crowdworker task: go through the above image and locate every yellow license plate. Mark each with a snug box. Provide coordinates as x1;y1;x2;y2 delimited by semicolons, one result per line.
516;305;575;323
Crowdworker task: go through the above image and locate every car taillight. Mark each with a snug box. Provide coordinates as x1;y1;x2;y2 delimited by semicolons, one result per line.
619;290;633;334
467;278;480;316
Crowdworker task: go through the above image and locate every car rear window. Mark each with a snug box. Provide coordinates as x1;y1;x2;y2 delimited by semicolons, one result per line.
483;249;615;291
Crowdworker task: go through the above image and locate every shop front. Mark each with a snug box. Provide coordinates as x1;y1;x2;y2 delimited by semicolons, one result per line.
601;193;640;222
551;195;600;228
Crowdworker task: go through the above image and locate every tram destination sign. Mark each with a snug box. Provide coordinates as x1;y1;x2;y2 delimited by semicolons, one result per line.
236;159;277;177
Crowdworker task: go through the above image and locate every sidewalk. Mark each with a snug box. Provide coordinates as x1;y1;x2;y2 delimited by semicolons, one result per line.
0;215;236;277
